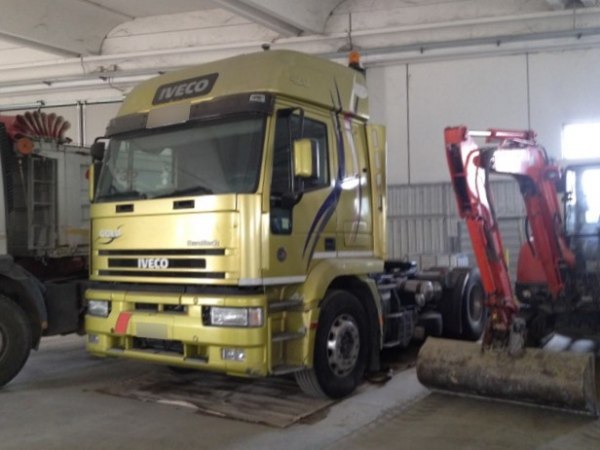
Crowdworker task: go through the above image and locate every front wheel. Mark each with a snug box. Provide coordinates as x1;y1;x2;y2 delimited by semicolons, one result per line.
0;295;33;387
295;290;368;398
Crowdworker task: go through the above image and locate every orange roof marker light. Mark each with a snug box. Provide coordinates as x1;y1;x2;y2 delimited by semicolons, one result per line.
348;50;365;74
15;137;34;155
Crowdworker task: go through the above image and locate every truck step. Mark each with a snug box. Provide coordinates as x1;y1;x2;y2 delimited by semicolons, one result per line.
377;283;398;291
382;340;402;348
269;299;303;313
272;331;305;342
385;312;407;319
271;364;304;375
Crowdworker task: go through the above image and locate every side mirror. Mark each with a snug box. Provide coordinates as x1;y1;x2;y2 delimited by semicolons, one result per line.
90;140;106;161
293;138;317;178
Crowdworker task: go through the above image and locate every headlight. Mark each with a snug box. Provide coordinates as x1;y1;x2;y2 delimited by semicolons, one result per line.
208;307;263;327
221;348;246;361
88;300;111;317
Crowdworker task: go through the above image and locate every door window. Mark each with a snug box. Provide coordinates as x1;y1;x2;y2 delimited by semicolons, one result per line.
270;111;330;234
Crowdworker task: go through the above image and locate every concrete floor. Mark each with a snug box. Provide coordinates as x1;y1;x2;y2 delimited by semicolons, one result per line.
0;335;598;450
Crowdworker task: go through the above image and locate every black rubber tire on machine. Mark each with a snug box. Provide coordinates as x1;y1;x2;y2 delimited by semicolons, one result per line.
295;290;368;398
0;294;33;388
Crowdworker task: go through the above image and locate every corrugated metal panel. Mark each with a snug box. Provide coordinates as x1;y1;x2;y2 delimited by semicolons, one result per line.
388;180;523;219
489;179;525;218
387;217;447;259
444;186;458;216
407;253;470;270
387;180;525;265
387;184;448;217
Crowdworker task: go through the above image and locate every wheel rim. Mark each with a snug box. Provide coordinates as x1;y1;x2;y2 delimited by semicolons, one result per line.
468;284;484;323
326;313;360;377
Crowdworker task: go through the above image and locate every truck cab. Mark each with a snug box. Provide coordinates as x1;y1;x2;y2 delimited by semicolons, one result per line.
86;50;481;397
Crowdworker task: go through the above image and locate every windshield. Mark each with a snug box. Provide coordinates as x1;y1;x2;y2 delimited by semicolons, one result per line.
95;116;265;202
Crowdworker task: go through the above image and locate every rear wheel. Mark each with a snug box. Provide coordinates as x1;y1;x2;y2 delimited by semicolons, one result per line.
0;295;32;387
461;271;487;340
526;312;555;346
295;290;368;398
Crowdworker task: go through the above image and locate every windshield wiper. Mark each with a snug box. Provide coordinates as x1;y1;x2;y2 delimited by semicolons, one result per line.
96;190;147;201
153;185;214;199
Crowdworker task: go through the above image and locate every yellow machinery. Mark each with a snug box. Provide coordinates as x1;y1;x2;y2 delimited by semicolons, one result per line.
85;51;485;398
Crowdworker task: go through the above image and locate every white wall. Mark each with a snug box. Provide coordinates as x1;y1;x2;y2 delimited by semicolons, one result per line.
408;55;529;182
83;102;121;144
369;45;600;183
529;48;600;160
368;65;409;185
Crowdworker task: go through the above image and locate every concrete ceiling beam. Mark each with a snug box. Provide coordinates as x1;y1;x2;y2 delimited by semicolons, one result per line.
1;8;600;90
0;0;129;56
211;0;341;35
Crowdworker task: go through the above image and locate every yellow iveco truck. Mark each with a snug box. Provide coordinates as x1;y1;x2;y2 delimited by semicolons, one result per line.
86;50;484;398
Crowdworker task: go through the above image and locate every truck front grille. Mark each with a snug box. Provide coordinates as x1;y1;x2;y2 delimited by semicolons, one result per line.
99;249;225;256
133;303;187;314
99;270;225;279
96;248;227;280
108;259;206;269
132;337;184;355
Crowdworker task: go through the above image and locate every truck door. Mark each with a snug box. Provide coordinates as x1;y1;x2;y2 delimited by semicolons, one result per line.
267;108;335;280
335;118;372;252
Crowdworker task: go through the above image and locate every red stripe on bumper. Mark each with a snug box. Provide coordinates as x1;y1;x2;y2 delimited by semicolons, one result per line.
115;312;132;335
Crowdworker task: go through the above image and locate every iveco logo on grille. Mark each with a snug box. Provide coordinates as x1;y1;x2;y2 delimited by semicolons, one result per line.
152;73;218;105
137;258;169;269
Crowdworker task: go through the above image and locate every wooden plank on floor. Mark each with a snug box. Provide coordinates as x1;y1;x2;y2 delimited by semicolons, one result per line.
97;369;335;428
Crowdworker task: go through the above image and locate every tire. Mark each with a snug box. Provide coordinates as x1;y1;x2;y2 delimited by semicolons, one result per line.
0;295;33;388
526;312;555;347
295;290;368;399
460;270;487;341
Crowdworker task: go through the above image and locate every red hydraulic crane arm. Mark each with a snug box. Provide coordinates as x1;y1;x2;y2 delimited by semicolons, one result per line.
444;126;576;342
485;141;576;298
445;127;517;337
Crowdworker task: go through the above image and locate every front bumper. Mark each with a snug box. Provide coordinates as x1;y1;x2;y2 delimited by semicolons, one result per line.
85;288;269;376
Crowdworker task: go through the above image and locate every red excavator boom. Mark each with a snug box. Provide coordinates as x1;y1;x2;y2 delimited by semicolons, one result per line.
417;126;597;415
444;126;576;347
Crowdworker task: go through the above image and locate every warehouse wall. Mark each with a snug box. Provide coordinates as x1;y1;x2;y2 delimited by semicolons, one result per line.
82;102;122;145
368;45;600;184
529;48;600;158
370;45;600;263
387;180;526;276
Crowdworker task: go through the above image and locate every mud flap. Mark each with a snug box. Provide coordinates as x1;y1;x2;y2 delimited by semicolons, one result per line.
416;337;598;415
44;280;86;336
